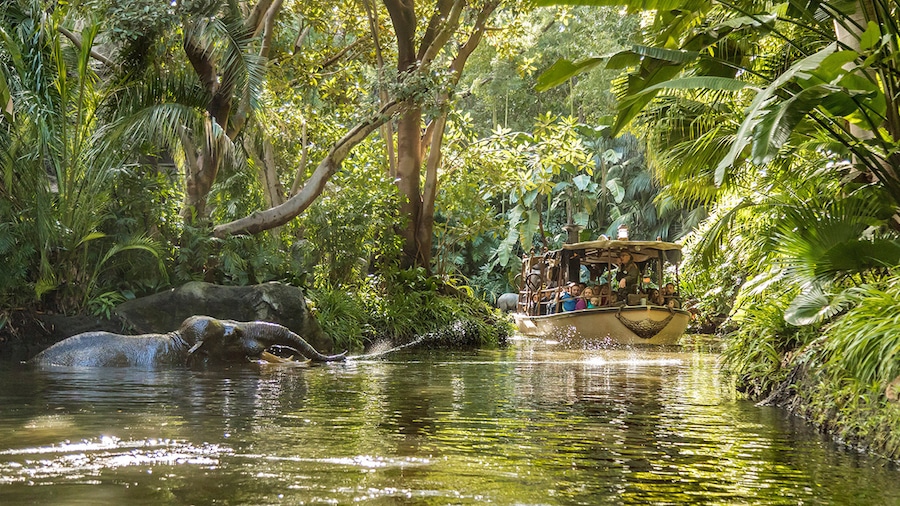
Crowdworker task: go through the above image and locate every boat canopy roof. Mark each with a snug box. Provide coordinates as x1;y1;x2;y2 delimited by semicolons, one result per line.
559;239;682;265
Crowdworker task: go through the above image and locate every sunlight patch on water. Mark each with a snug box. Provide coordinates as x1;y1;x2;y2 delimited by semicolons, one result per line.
0;436;230;485
607;357;683;367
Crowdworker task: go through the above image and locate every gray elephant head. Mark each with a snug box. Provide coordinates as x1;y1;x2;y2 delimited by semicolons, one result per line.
181;316;346;363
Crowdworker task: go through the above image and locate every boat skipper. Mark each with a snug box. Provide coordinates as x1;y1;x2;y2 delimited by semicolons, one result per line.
617;252;640;294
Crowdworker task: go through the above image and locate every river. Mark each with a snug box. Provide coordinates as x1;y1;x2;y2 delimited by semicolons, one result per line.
0;336;898;505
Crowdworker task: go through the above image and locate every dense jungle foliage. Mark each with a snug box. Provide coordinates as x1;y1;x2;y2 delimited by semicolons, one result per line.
536;0;900;458
2;0;900;458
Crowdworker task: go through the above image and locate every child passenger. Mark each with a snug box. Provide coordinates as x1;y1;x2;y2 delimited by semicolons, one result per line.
583;287;597;309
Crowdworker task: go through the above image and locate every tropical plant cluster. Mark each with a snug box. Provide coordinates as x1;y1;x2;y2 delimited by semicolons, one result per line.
536;0;900;458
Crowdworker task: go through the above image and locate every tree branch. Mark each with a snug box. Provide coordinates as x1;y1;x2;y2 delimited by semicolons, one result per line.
58;26;116;69
213;100;404;237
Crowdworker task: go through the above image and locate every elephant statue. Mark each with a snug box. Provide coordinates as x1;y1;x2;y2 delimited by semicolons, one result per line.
496;293;519;312
30;316;346;368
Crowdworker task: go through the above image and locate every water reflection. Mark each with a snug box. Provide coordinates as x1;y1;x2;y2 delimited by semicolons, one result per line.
0;338;897;504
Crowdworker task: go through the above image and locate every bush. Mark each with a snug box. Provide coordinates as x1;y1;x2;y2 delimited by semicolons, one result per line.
310;268;512;353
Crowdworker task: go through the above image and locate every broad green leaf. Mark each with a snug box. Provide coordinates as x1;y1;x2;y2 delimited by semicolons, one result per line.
606;178;625;203
784;284;844;326
750;86;833;165
803;50;858;84
837;73;886;123
573;174;592;190
858;21;881;51
536;57;605;92
605;50;642;69
524;209;541;248
717;13;776;30
636;76;749;96
631;45;700;63
715;43;837;183
498;226;519;267
820;239;900;275
601;148;623;163
819;88;871;117
574;211;590;227
613;58;686;135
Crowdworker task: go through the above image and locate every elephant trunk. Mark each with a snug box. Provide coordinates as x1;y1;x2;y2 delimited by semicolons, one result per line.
243;321;346;362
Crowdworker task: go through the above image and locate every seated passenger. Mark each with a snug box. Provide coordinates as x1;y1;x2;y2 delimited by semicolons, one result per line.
662;282;681;309
574;283;587;310
528;292;544;316
647;288;665;306
582;286;596;309
556;283;581;312
597;284;612;306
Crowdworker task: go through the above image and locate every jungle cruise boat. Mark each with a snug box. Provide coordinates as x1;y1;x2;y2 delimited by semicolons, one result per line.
513;235;691;346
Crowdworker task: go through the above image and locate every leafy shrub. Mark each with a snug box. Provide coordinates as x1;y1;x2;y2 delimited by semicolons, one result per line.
720;287;817;399
307;287;369;352
823;280;900;388
310;268;512;352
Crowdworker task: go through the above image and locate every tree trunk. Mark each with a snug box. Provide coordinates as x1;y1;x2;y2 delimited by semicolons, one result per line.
395;107;424;267
383;0;498;270
180;1;282;225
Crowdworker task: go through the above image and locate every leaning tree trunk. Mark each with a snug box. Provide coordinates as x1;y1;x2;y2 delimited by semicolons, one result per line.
833;0;900;217
181;114;224;223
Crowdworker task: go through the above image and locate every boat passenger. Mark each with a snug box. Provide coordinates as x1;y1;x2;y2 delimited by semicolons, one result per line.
575;283;588;310
597;283;611;305
647;288;665;306
556;282;581;312
583;287;597;308
528;293;543;316
662;282;681;309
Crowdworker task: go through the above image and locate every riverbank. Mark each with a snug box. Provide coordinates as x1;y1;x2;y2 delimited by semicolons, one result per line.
721;283;900;462
750;339;900;462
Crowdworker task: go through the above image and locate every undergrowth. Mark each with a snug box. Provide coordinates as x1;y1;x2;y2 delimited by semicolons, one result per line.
309;268;512;353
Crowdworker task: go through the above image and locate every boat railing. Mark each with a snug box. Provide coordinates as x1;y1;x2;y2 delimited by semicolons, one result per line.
517;287;559;316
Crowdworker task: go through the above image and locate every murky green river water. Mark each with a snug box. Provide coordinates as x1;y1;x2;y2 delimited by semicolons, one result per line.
0;336;898;505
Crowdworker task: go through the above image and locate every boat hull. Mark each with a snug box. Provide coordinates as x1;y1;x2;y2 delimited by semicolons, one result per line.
514;306;690;346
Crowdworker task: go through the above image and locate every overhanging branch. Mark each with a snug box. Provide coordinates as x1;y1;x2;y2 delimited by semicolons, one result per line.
213;100;404;237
